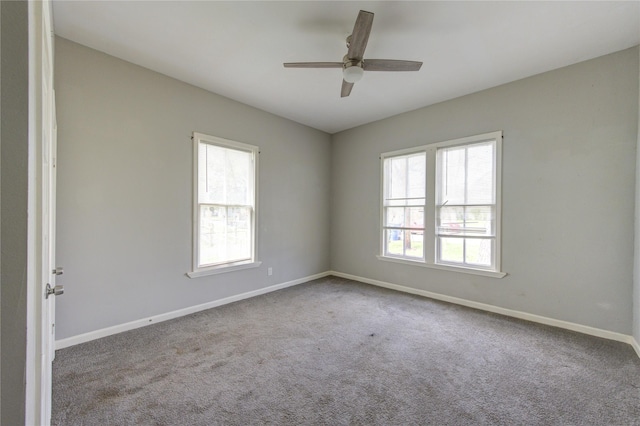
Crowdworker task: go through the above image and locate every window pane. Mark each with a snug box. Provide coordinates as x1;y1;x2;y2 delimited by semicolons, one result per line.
465;238;492;266
386;207;424;229
439;237;463;263
199;205;227;266
405;230;424;259
199;143;252;206
407;153;426;198
408;207;424;229
226;149;251;205
385;229;424;259
199;205;251;266
386;207;405;227
438;206;494;236
199;144;226;204
438;146;466;205
467;142;494;204
226;206;251;261
385;153;425;203
438;206;464;235
465;206;494;237
389;157;407;200
385;229;403;256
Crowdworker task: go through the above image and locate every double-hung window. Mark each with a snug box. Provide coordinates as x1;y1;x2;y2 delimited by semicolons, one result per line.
189;132;260;277
382;152;427;260
380;131;504;278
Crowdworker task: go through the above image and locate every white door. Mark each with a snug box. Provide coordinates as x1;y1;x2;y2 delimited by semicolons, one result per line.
41;24;57;423
26;1;60;424
40;1;59;423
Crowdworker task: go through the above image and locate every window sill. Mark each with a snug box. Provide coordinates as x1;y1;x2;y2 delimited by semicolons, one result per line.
187;261;262;278
376;255;507;278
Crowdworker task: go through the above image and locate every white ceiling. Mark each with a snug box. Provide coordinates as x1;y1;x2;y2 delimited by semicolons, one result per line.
52;1;640;134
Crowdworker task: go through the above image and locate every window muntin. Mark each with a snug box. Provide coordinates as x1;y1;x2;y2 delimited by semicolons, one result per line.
380;132;502;275
192;133;258;273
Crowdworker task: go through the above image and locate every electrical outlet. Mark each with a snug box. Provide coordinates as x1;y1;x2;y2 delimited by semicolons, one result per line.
268;267;273;276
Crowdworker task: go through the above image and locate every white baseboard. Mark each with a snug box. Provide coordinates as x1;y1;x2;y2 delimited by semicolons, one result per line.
631;337;640;358
55;271;331;350
330;271;639;354
57;270;640;360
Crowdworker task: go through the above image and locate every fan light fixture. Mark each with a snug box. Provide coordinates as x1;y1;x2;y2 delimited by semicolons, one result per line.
284;10;423;97
343;64;364;83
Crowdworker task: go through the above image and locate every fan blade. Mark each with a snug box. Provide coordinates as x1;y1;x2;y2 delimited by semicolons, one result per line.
363;60;423;72
283;62;343;68
347;10;374;61
341;80;354;97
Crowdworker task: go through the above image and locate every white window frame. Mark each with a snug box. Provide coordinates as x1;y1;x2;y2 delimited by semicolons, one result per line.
378;131;505;278
187;132;261;278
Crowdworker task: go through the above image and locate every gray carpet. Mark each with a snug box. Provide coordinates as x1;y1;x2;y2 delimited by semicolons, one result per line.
52;276;640;425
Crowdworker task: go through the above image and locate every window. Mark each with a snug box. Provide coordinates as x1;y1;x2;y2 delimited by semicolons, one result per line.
189;133;260;277
380;131;504;278
382;152;426;260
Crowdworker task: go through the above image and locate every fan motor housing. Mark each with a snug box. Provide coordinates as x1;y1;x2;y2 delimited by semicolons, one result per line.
343;55;363;70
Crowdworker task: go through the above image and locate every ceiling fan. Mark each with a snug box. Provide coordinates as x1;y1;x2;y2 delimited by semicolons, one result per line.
284;10;423;98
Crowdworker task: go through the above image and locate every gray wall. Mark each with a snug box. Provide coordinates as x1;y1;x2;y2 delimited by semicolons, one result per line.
1;1;29;424
56;36;639;342
331;47;639;335
54;38;332;339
